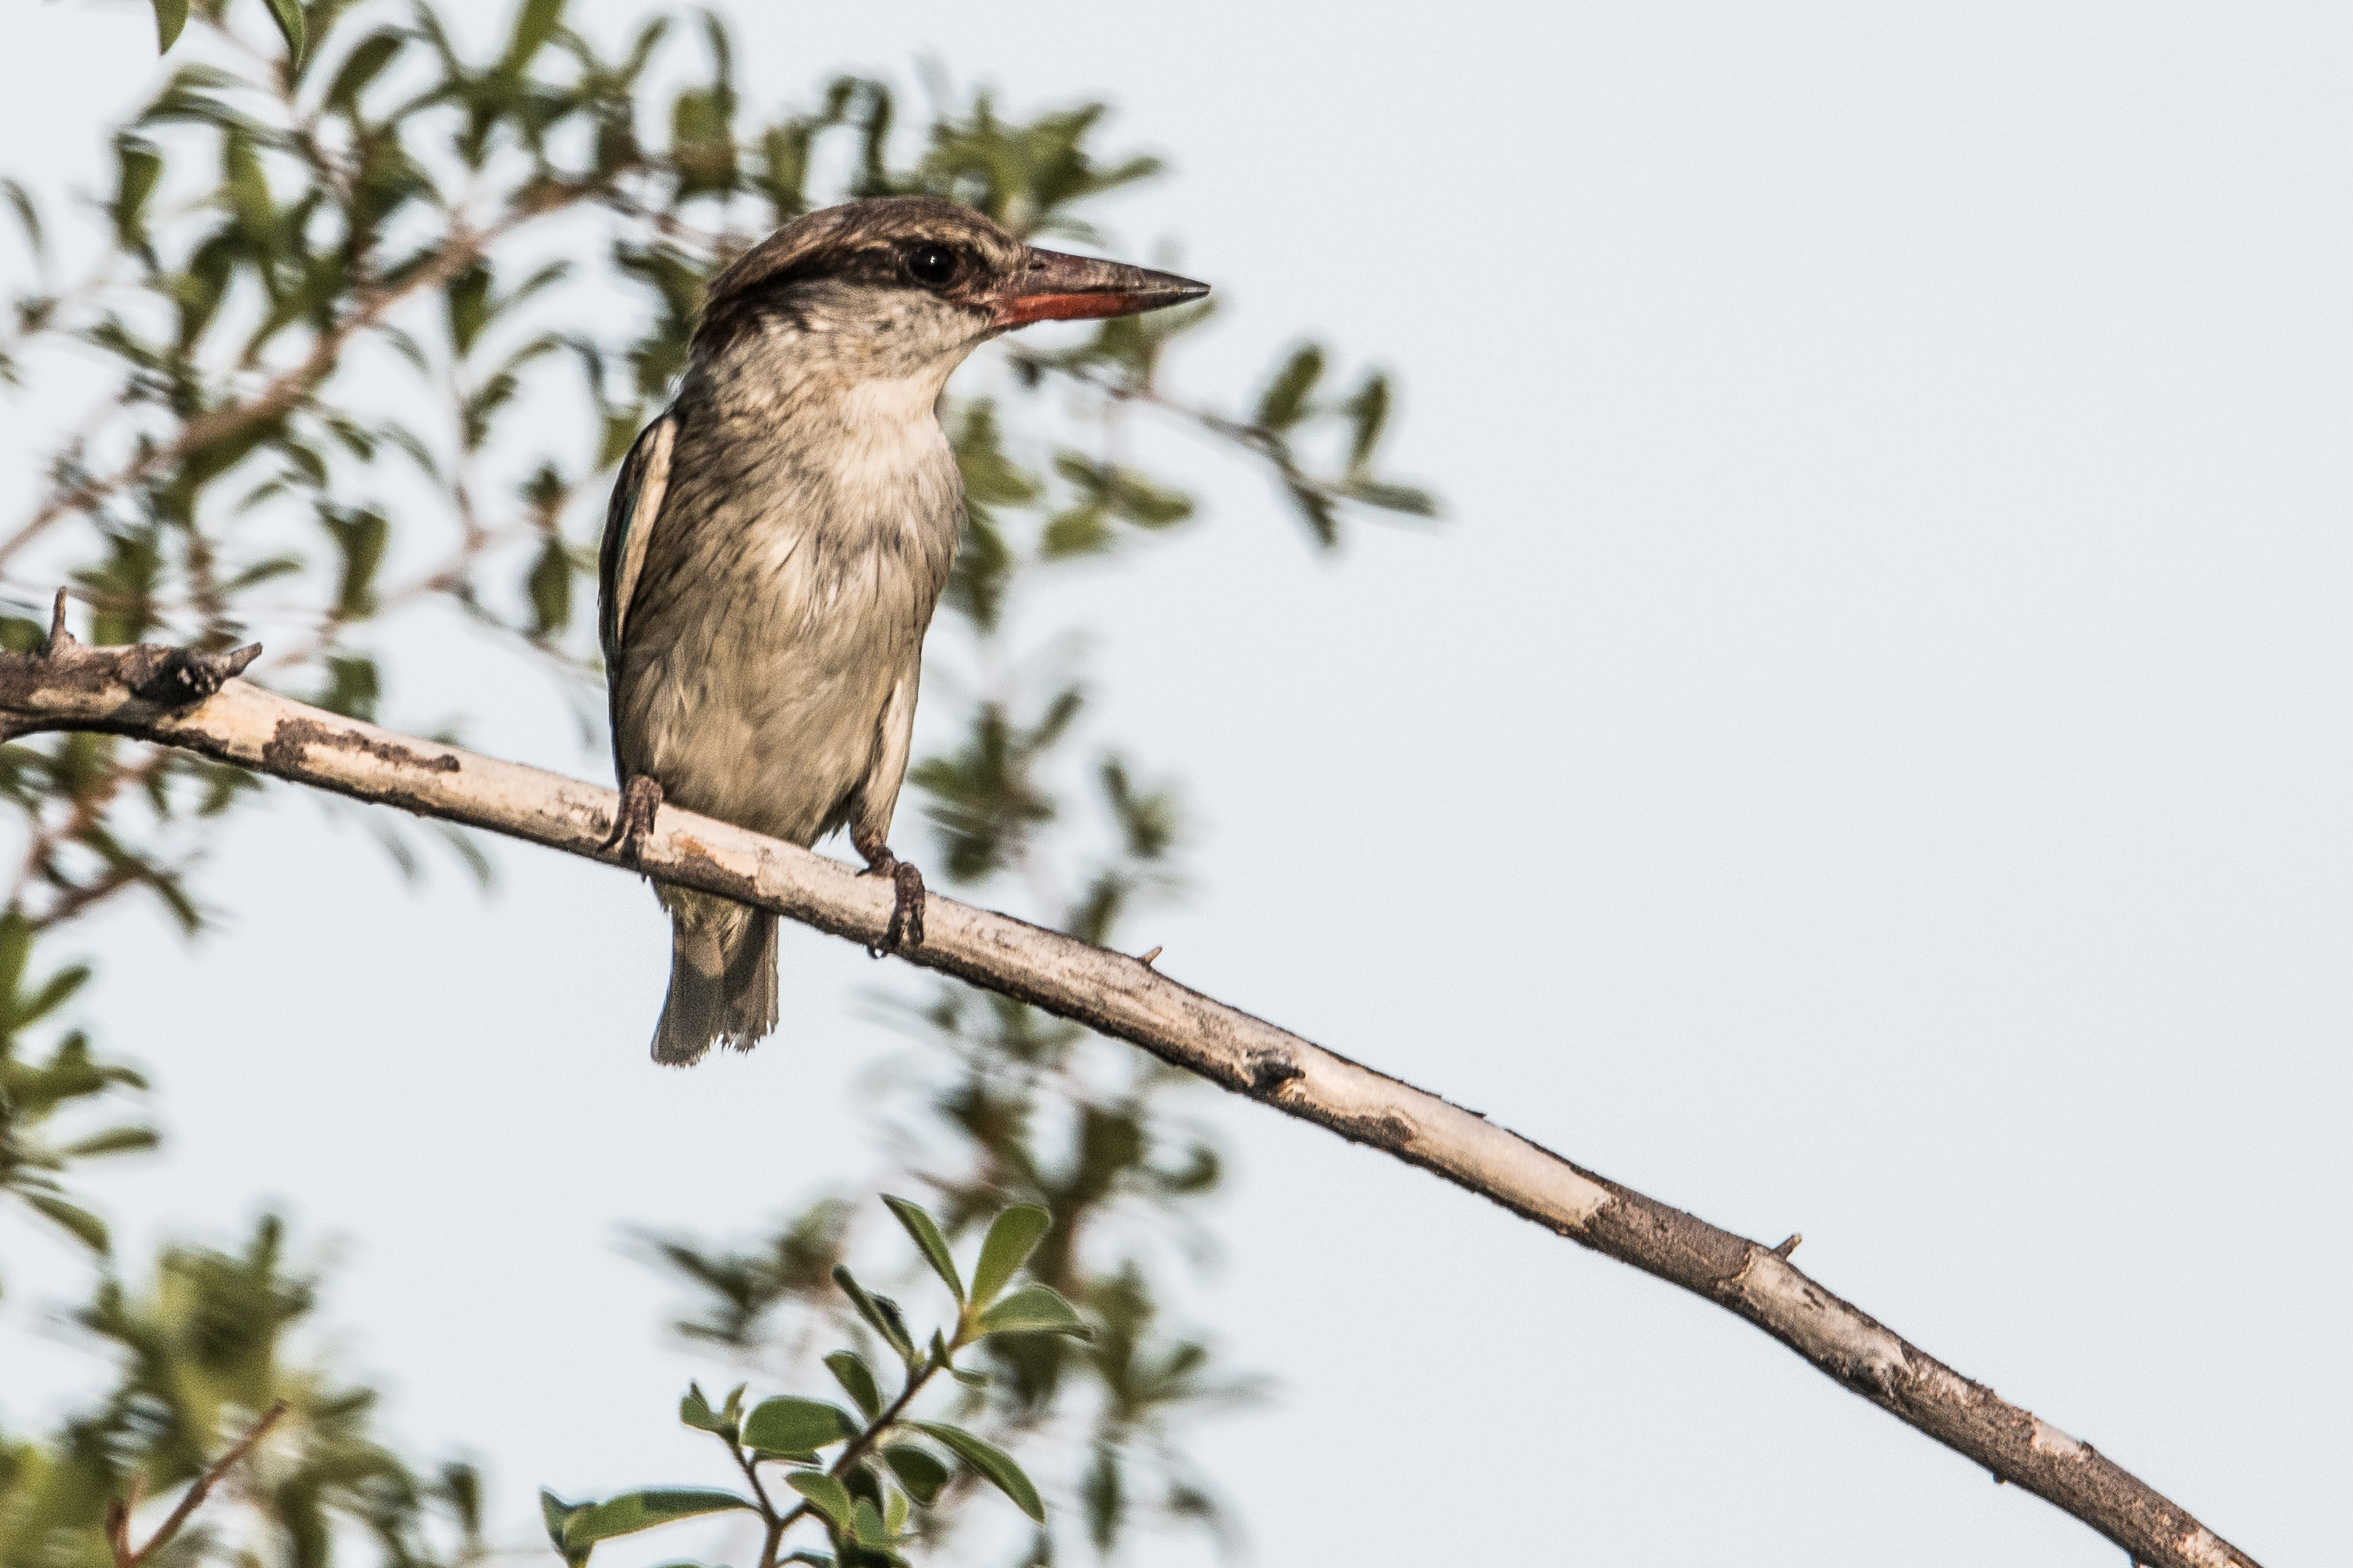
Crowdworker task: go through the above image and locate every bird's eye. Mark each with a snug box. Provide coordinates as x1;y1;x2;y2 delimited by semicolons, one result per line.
905;244;960;289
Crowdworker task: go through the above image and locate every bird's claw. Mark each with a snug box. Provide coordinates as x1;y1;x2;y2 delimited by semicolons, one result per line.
604;774;663;861
862;853;926;957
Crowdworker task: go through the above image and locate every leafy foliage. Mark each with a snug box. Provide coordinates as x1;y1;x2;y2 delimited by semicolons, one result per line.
0;913;153;1291
555;1198;1085;1566
0;1215;485;1568
4;0;1426;1562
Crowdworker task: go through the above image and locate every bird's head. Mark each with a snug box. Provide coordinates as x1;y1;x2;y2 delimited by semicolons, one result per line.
690;197;1209;387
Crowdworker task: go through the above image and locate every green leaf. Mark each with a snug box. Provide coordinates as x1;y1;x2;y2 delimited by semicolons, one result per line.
439;1463;483;1535
1337;477;1438;517
1082;1447;1122;1554
969;1205;1050;1306
680;1382;714;1428
1253;344;1324;431
880;1445;947;1506
679;1381;736;1437
742;1396;856;1457
54;1126;159;1160
850;1498;887;1548
561;1489;754;1550
321;506;388;616
258;0;305;64
1104;468;1193;529
973;1283;1092;1341
503;0;568;71
881;1194;962;1303
527;536;572;636
0;183;40;265
907;1422;1043;1522
324;31;403;110
1341;371;1391;472
539;1490;590;1567
151;0;188;52
1040;503;1111;560
24;1195;108;1255
785;1472;853;1529
824;1350;882;1421
832;1266;914;1361
313;654;380;721
883;1487;907;1535
15;961;90;1028
445;264;491;356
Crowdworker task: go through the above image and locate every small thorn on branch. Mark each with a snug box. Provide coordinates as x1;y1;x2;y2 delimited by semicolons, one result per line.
124;643;264;706
1772;1233;1803;1258
1138;945;1163;967
44;588;74;655
14;588;259;711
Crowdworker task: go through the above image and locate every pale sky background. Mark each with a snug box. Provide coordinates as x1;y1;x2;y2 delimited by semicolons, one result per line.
2;2;2347;1565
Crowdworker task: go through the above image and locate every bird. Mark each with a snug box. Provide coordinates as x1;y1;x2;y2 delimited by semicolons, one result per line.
597;196;1208;1065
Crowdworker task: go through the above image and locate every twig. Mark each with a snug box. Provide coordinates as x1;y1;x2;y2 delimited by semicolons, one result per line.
10;747;170;906
718;1433;787;1568
107;1400;289;1568
0;183;594;576
0;627;2261;1568
762;1363;941;1554
23;852;197;936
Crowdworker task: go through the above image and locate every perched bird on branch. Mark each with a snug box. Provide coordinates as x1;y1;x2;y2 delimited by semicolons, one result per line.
598;197;1207;1065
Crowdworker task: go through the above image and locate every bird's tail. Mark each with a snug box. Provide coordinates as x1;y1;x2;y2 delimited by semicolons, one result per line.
651;894;778;1066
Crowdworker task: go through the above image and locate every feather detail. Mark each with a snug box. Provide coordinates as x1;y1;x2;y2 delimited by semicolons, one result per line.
599;411;675;659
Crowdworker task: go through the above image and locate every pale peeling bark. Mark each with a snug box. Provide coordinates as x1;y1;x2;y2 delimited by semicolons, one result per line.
0;617;2260;1568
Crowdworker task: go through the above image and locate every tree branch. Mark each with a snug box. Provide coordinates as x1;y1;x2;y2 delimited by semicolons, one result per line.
0;623;2259;1568
106;1400;289;1568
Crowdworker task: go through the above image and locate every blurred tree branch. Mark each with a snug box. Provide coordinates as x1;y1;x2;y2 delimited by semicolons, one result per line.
0;611;2263;1568
2;1212;486;1568
0;187;576;577
105;1401;286;1568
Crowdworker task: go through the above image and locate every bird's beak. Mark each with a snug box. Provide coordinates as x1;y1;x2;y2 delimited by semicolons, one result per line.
985;248;1210;329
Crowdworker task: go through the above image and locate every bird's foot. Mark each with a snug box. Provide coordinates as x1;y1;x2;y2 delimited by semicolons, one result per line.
604;774;663;861
856;843;926;957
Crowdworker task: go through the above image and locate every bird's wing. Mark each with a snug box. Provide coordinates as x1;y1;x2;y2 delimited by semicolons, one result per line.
597;409;677;667
850;669;923;849
598;409;676;777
